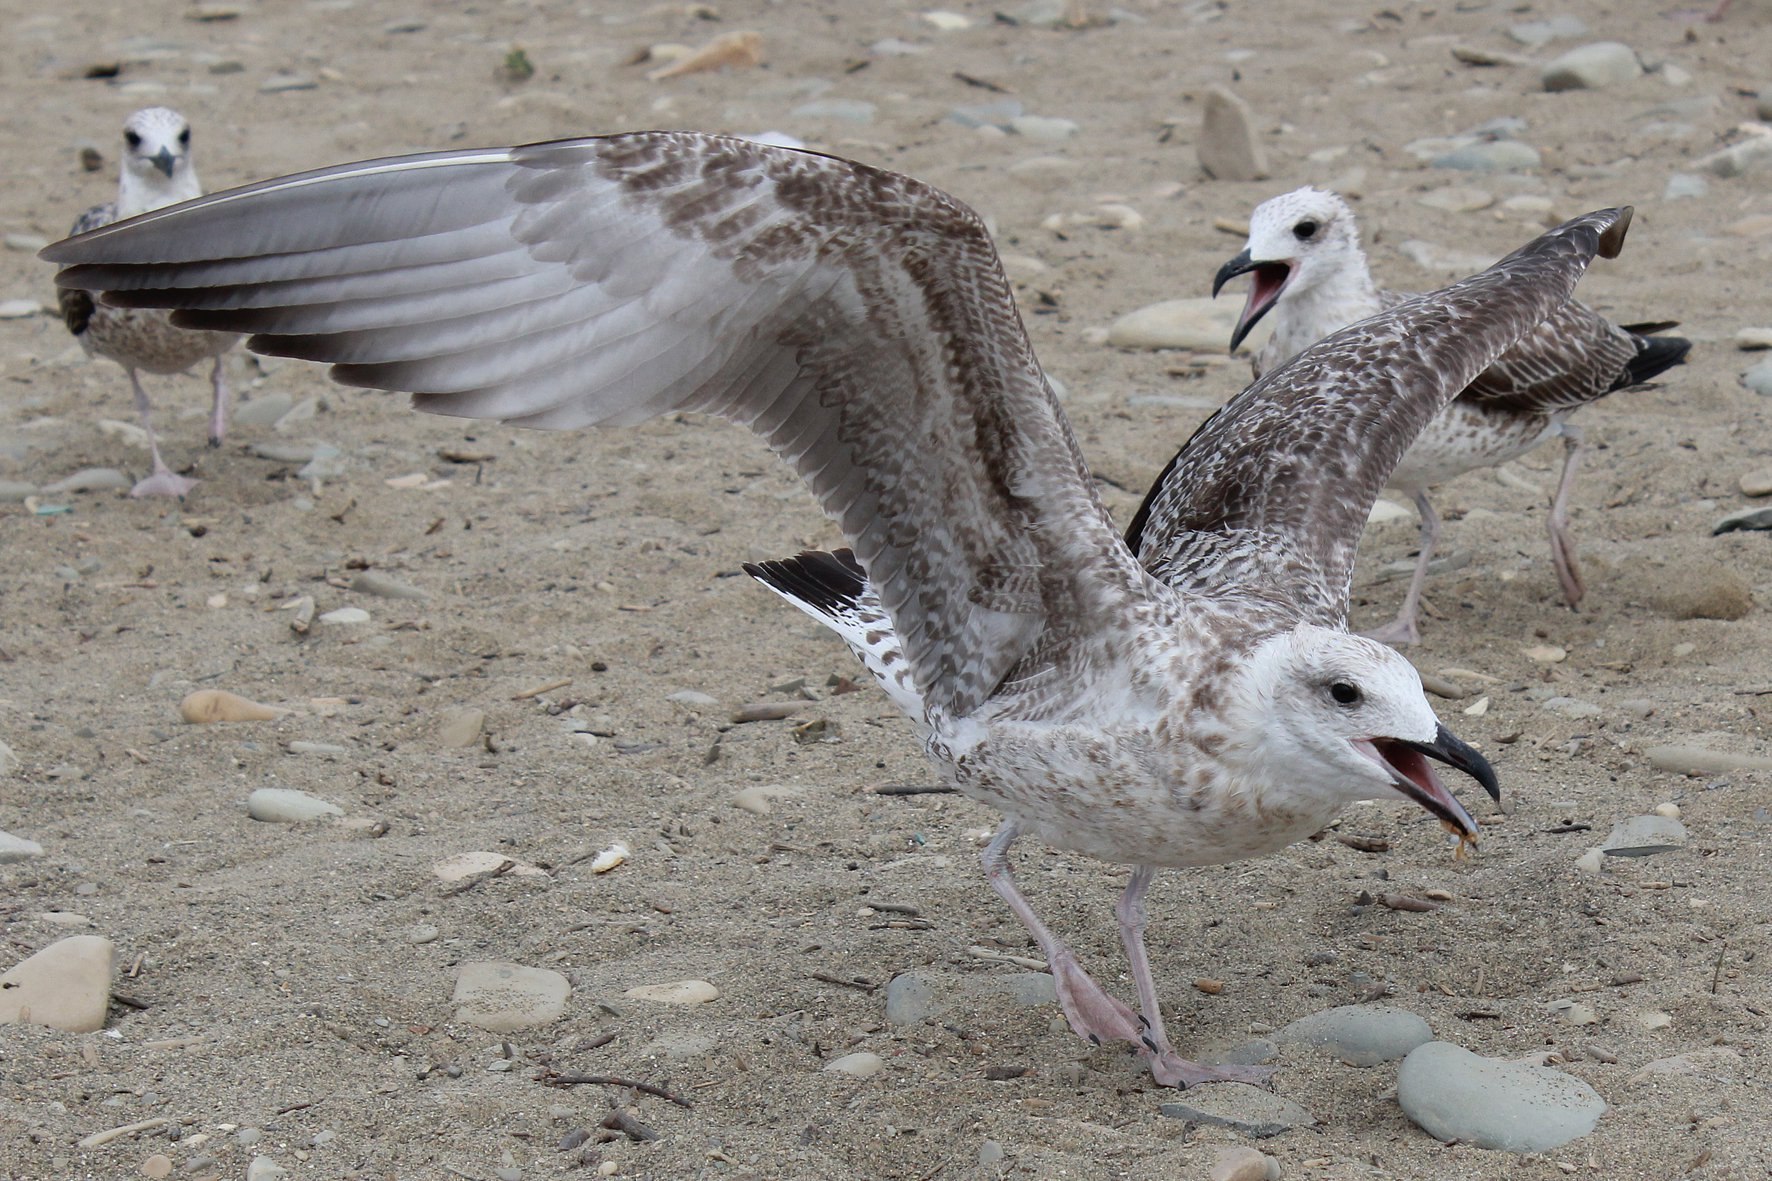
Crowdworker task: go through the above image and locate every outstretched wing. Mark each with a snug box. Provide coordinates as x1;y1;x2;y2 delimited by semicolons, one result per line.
45;131;1144;719
1125;207;1632;623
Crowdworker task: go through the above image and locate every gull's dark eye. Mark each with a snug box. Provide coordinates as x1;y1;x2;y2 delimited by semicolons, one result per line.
1293;219;1319;240
1329;681;1361;706
178;127;191;147
124;130;143;149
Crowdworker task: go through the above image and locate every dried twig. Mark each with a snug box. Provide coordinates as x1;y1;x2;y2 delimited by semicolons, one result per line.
543;1072;692;1109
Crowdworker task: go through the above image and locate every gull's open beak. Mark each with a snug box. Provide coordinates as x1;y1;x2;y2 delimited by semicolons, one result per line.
152;148;177;178
1212;248;1293;353
1353;724;1499;843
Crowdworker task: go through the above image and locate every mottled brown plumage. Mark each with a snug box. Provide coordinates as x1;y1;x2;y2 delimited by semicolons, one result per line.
46;132;1624;1088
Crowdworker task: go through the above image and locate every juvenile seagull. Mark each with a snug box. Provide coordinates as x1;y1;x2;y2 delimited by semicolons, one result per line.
1214;188;1688;644
55;107;240;497
44;133;1628;1088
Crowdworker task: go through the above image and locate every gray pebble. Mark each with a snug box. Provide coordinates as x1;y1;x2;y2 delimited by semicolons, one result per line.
1397;1041;1605;1152
232;392;295;428
1542;42;1642;91
884;972;941;1025
44;468;130;494
978;1139;1005;1166
823;1051;884;1077
1010;115;1078;141
247;788;344;823
350;570;429;600
1273;1004;1433;1066
0;830;43;862
1742;358;1772;397
0;480;35;502
1664;172;1708;200
948;99;1022;129
1647;743;1772;774
1714;505;1772;534
1433;141;1541;172
495;1169;521;1181
260;73;318;92
454;961;570;1032
667;690;719;707
1693;137;1772;179
1197;86;1268;182
236;1128;262;1146
992;971;1057;1008
408;924;441;945
1600;814;1687;857
245;1156;286;1181
1159;1083;1318;1138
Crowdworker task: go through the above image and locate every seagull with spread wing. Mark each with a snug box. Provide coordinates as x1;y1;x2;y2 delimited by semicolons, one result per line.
1214;187;1687;644
55;108;241;498
44;133;1629;1089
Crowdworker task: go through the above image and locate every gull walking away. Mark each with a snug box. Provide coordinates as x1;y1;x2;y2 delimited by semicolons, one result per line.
45;133;1629;1088
1214;187;1688;644
54;108;241;498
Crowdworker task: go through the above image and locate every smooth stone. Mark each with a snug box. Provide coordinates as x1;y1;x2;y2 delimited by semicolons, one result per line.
1210;1146;1280;1181
0;830;44;862
1546;998;1599;1025
1663;172;1708;200
1637;1010;1673;1031
438;708;486;748
624;979;719;1005
260;73;318;92
1198;1038;1280;1067
790;99;875;124
1432;141;1540;172
1009;115;1077;141
453;961;570;1032
286;740;346;755
823;1051;884;1078
1642;562;1753;621
1742;358;1772;396
1106;296;1270;352
1273;1004;1433;1066
251;441;323;463
180;689;286;723
0;299;41;319
3;232;50;252
1600;814;1688;857
43;468;130;494
1159;1084;1317;1138
0;935;114;1033
1740;469;1772;497
0;480;35;502
142;1155;173;1179
1574;847;1605;874
993;971;1057;1007
1397;1041;1604;1152
1197;86;1267;181
296;445;346;479
947;99;1023;129
246;788;343;823
232;392;295;428
730;783;803;816
350;571;428;600
1694;136;1772;179
318;606;371;625
246;1158;290;1181
979;1141;1005;1166
885;972;941;1025
407;924;440;944
1715;505;1772;534
1416;186;1493;213
1628;1046;1741;1084
666;689;718;707
1541;696;1602;718
1508;16;1587;46
1736;327;1772;350
430;851;545;881
1542;42;1642;91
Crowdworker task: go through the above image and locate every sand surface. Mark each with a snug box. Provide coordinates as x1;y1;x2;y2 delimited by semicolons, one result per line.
2;1;1770;1178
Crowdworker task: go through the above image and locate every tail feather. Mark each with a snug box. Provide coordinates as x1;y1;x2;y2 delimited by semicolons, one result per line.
743;549;924;717
1613;329;1691;391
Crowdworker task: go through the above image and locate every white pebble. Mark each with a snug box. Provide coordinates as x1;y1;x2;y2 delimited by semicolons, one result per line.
623;979;719;1005
823;1051;884;1078
246;788;343;823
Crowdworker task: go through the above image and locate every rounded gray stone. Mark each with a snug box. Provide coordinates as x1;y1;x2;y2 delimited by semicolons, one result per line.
1273;1004;1434;1066
246;788;343;823
1397;1041;1605;1152
1542;42;1642;91
1432;140;1541;172
1743;358;1772;397
0;830;43;863
453;961;570;1032
1159;1083;1318;1138
884;972;941;1025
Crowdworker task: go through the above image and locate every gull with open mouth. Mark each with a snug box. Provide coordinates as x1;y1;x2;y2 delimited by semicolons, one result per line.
43;133;1628;1088
1214;187;1687;644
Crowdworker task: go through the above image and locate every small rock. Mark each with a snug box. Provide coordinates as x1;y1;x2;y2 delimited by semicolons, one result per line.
992;971;1057;1007
947;98;1022;130
232;392;295;428
438;708;486;748
0;299;42;319
349;571;428;600
1432;140;1541;172
4;232;50;252
1574;847;1606;875
179;689;288;724
1693;136;1772;179
1663;172;1708;200
666;689;718;708
286;740;346;756
1715;505;1772;534
1737;327;1772;351
1542;42;1642;91
885;972;941;1025
1524;645;1567;664
1159;1084;1318;1138
0;480;35;502
0;935;114;1033
1728;215;1772;238
1273;1004;1434;1066
1636;1010;1673;1031
259;73;318;92
407;924;440;945
1546;998;1600;1025
43;467;131;494
0;830;44;863
1642;562;1753;621
1600;815;1687;857
1628;1046;1740;1084
1653;802;1681;820
1106;297;1269;352
624;979;719;1005
319;606;371;625
1210;1146;1280;1181
430;851;546;881
823;1051;884;1078
246;1160;289;1181
731;783;803;816
142;1155;173;1179
978;1140;1005;1166
1743;359;1772;397
1541;696;1601;718
1197;86;1267;182
454;961;571;1032
1009;115;1077;141
1397;1041;1605;1152
922;10;972;30
589;842;628;874
1739;469;1772;497
246;788;343;823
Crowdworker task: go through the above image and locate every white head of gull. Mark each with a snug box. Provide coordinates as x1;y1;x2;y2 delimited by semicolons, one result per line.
45;133;1629;1089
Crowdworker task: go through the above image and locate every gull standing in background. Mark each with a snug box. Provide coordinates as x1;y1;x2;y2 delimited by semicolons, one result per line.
1215;187;1688;644
46;133;1627;1088
55;108;240;498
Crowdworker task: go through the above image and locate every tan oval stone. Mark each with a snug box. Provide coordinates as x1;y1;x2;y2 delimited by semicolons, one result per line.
623;979;720;1005
0;935;114;1033
179;689;288;724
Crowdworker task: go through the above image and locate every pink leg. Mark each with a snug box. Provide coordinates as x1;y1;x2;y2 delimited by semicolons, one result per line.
1363;490;1438;647
207;354;231;447
126;368;198;499
1547;426;1585;609
1115;866;1274;1089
